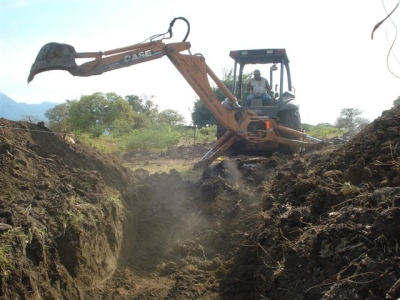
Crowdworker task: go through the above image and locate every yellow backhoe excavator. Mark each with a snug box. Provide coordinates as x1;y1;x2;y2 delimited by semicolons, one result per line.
28;17;323;168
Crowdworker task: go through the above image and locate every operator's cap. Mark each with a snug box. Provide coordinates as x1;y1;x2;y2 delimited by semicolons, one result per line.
254;69;261;75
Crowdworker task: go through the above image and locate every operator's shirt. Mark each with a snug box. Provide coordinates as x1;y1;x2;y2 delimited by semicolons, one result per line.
249;77;269;95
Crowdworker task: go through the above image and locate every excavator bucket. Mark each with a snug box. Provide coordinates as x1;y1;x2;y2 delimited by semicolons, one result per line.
27;43;78;83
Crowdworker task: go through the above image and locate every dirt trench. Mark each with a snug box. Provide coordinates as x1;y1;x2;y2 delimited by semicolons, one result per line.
1;106;400;300
86;156;276;300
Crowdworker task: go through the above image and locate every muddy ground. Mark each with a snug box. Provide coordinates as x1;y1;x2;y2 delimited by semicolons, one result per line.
1;107;400;300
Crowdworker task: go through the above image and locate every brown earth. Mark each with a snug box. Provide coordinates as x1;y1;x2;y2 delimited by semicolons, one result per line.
1;107;400;300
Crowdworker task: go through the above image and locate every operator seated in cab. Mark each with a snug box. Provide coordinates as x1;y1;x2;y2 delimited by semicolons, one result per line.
245;69;272;106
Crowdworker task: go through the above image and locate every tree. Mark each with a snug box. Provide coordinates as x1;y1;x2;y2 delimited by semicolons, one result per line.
155;109;185;126
68;92;109;134
126;94;188;127
21;115;41;124
141;98;160;118
45;103;69;124
356;117;371;132
125;94;159;116
316;123;335;127
125;94;162;128
131;112;152;129
191;69;251;127
126;94;143;112
110;118;133;137
191;99;218;128
105;97;136;136
393;96;400;108
335;108;370;134
45;103;70;131
45;92;185;136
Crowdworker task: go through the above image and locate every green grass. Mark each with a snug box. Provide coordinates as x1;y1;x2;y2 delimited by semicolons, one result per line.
80;135;120;153
0;242;12;276
78;126;216;155
0;230;29;277
109;192;125;210
304;125;347;139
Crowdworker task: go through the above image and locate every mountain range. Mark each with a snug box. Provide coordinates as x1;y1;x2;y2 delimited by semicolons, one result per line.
0;92;57;121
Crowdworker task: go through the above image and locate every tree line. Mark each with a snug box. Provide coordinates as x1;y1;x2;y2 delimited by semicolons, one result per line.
45;92;185;137
43;73;400;141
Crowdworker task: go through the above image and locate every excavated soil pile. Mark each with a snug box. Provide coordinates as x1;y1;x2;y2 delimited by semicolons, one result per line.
242;107;400;300
1;106;400;300
0;119;136;299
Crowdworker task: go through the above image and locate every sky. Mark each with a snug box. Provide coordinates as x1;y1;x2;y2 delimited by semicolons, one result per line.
0;0;399;126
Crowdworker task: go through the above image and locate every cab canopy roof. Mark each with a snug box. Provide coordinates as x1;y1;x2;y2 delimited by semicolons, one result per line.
229;48;289;65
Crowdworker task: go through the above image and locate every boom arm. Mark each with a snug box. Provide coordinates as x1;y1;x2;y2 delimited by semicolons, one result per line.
28;17;323;168
28;38;254;135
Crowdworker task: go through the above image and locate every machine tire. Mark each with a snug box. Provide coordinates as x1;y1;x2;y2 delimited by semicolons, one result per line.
278;109;302;154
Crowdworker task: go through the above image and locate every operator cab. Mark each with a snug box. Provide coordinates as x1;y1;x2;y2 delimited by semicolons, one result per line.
229;48;295;115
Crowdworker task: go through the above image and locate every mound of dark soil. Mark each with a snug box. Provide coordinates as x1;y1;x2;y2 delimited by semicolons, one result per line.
0;119;136;299
233;107;400;300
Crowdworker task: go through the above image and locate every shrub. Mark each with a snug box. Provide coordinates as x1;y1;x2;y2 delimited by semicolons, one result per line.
124;125;182;152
